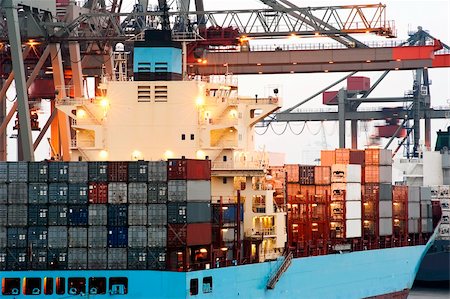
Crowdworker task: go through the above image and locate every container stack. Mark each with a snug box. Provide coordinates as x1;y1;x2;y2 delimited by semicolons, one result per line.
1;159;212;272
419;187;433;236
407;186;420;236
431;186;450;240
393;185;408;243
166;159;212;271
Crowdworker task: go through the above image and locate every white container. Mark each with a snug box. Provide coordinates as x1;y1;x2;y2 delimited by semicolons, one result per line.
421;219;433;233
430;186;440;199
423;152;443;186
331;183;361;201
345;201;361;219
408;219;419;234
379;201;392;218
345;219;361;238
408;202;420;219
420;186;432;201
442;210;450;224
331;164;361;183
408;186;420;202
187;180;211;202
379;218;392;236
438;224;449;238
441;200;449;210
420;202;432;219
438;185;450;198
108;182;127;204
378;166;393;184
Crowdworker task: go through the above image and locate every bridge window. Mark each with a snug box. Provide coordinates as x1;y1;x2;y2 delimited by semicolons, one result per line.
2;278;20;295
109;277;128;295
190;278;198;296
68;278;86;295
89;277;106;295
202;277;212;293
56;277;65;294
44;278;53;295
23;278;41;295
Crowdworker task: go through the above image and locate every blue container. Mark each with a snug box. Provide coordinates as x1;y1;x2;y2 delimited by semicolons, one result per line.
128;161;148;182
68;183;89;204
7;227;27;247
48;161;69;182
47;248;68;270
128;248;148;270
49;183;68;204
28;161;49;182
88;162;108;182
7;162;28;182
68;162;88;183
6;248;28;270
107;205;128;226
28;183;48;204
29;247;48;270
7;183;28;204
28;226;48;248
148;182;168;203
223;204;244;222
28;204;48;226
147;247;166;270
48;205;68;226
68;205;88;226
0;183;7;204
107;227;128;248
167;202;187;224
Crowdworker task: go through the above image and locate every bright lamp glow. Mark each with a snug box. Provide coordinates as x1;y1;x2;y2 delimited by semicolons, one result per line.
196;97;205;106
164;150;174;160
76;109;86;118
99;150;108;160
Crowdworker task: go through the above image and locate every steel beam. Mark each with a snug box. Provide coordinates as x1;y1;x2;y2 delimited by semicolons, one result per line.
4;0;34;161
338;89;346;148
68;42;84;98
33;107;58;151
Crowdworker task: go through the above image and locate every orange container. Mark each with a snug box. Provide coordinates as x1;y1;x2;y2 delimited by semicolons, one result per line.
315;185;331;197
335;148;351;164
320;150;335;167
392;185;408;202
287;183;300;202
300;185;316;196
285;164;299;182
314;166;331;185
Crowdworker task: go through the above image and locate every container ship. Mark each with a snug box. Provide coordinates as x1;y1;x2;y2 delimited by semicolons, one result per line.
0;28;438;298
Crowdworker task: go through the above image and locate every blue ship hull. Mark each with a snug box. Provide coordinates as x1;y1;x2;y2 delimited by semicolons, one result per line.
416;239;450;284
1;244;430;298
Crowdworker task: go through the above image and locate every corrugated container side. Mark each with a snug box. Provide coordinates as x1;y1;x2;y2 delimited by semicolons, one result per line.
128;204;148;225
147;225;167;247
364;166;392;183
88;205;107;226
335;149;350;164
212;204;244;223
441;210;450;224
148;182;168;203
408;202;420;219
300;185;316;197
0;227;6;248
187;202;212;223
168;159;211;180
347;76;370;91
442;153;450;169
68;183;89;204
407;186;420;202
438;185;450;197
314;166;331;185
379;184;393;201
128;248;148;270
7;205;27;226
365;149;392;165
408;219;419;233
128;182;148;204
345;201;362;219
48;205;68;226
107;248;127;269
147;247;166;270
48;226;68;248
167;202;187;223
167;223;187;247
168;180;187;202
108;161;128;182
7;183;27;204
0;162;7;182
148;204;167;226
28;226;48;248
28;183;48;204
88;162;108;182
0;183;6;204
48;162;69;182
420;202;432;219
28;161;49;182
379;218;393;236
331;164;361;183
29;248;48;270
128;226;148;247
7;227;27;247
345;219;362;238
0;205;6;226
28;204;48;226
68;227;88;247
47;248;68;270
68;248;87;269
48;183;68;204
68;162;88;183
0;250;5;270
349;150;365;165
320;150;335;167
6;248;28;270
285;164;299;182
187;223;212;246
128;161;148;182
148;161;167;182
421;218;433;233
419;186;432;201
187;180;211;201
392;185;408;201
379;201;393;218
7;162;28;182
299;165;315;185
107;227;128;248
88;182;108;204
107;205;128;226
108;182;128;204
68;205;88;226
88;226;107;248
439;224;450;237
88;248;107;269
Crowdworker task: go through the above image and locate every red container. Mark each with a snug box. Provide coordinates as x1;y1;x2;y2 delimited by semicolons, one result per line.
363;183;379;199
347;76;370;91
187;223;212;246
299;165;315;185
88;182;108;204
108;162;128;182
349;150;365;165
28;79;56;100
287;183;300;202
315;185;331;197
285;164;299;183
377;125;406;138
323;91;338;105
168;159;211;180
300;185;315;196
320;150;335;167
335;148;350;164
314;166;331;185
392;185;408;202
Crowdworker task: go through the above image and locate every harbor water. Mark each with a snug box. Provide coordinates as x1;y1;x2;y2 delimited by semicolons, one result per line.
409;286;450;298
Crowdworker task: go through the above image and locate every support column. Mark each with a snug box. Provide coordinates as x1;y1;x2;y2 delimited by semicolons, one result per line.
68;41;84;98
182;42;187;79
413;70;422;157
423;69;431;151
0;79;6;160
351;120;357;149
338;89;346;148
4;0;34;161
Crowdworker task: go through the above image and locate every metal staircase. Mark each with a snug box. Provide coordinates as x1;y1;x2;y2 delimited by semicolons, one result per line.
266;251;293;290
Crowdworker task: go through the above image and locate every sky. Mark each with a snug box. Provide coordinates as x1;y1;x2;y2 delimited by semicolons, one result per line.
6;0;450;163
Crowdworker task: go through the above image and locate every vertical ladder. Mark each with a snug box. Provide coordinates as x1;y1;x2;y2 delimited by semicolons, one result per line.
266;251;293;290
